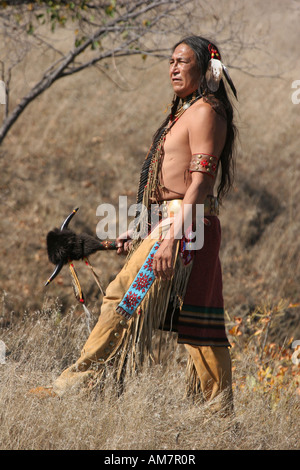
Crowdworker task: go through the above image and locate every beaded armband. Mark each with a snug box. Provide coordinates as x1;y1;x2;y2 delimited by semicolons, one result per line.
189;153;219;178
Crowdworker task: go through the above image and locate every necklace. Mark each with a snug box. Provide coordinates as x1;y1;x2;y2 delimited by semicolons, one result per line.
144;91;202;202
133;90;202;235
171;91;201;122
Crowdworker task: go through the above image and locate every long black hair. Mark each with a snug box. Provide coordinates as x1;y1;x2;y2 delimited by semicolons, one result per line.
153;35;238;202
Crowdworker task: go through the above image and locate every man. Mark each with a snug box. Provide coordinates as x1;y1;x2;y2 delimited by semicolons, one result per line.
35;36;237;413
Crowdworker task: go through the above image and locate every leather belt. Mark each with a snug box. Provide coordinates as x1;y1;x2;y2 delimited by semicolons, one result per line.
159;196;219;218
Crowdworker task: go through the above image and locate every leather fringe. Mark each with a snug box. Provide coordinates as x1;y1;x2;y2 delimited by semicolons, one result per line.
99;244;194;388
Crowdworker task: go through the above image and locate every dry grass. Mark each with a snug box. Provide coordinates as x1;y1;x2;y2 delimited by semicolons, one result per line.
0;300;299;450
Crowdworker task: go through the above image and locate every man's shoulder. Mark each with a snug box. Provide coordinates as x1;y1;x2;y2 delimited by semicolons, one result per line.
186;98;226;127
189;97;219;118
185;97;227;139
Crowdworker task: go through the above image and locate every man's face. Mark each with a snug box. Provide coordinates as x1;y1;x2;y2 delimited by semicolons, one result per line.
169;43;200;98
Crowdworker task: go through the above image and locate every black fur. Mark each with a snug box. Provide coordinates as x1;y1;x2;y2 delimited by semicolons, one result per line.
46;228;100;265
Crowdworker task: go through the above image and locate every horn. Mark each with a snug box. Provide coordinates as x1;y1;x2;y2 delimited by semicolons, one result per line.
60;207;79;230
44;260;64;287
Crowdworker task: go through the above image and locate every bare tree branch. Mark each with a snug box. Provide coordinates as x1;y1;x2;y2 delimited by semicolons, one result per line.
0;0;273;145
0;0;197;144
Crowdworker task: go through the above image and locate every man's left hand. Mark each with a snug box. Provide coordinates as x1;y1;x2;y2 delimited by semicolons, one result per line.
152;238;177;280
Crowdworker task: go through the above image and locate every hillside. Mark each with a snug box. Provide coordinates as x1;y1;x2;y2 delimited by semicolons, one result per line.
0;0;299;346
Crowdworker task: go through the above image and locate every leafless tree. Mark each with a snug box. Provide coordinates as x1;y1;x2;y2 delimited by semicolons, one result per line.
0;0;198;144
0;0;265;145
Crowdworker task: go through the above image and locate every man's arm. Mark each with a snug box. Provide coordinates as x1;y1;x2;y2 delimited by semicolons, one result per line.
152;103;226;280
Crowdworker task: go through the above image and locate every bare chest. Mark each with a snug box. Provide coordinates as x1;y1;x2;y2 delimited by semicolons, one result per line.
157;117;193;199
163;117;191;165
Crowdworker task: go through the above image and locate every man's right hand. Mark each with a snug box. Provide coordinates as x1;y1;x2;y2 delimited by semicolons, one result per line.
116;229;133;255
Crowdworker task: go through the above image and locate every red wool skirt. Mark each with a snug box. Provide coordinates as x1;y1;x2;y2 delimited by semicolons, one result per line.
164;216;230;347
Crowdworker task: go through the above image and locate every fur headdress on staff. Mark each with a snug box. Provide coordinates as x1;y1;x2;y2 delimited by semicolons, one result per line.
45;208;118;301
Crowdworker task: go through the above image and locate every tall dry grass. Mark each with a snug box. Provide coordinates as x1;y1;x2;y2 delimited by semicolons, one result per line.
0;299;299;450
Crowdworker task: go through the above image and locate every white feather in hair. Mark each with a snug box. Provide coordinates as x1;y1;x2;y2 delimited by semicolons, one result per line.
205;58;237;98
205;58;223;92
